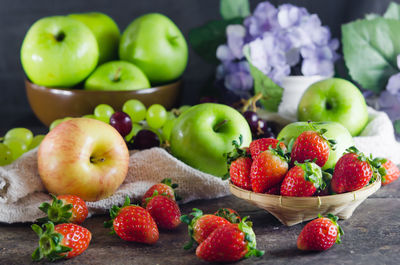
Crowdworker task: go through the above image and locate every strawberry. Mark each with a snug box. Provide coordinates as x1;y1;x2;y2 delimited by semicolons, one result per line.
381;159;400;185
180;208;230;249
280;162;324;197
331;147;386;193
142;178;179;207
250;144;289;193
265;183;281;195
31;222;91;261
104;196;159;244
297;214;344;251
37;194;88;225
146;195;181;230
196;217;264;262
230;156;252;190
249;138;286;159
290;129;336;168
214;208;241;223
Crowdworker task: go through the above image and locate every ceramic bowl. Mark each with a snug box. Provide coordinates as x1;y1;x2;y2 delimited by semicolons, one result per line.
230;179;381;226
25;79;181;126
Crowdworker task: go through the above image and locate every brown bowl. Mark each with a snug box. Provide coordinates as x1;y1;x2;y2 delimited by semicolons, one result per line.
230;179;381;226
25;79;181;126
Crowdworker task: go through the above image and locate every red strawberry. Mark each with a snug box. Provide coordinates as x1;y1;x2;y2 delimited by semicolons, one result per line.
230;156;252;190
265;183;281;195
37;194;88;225
381;159;400;185
214;208;241;223
146;195;181;230
280;162;324;197
31;222;91;261
142;178;179;207
104;197;159;244
196;217;264;262
250;144;289;193
291;130;335;168
181;208;231;249
331;147;386;193
249;138;286;159
297;214;343;251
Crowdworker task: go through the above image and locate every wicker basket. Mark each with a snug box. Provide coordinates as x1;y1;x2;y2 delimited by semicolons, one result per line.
230;179;381;226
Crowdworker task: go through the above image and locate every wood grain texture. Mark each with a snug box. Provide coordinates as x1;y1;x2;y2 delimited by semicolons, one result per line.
0;180;399;265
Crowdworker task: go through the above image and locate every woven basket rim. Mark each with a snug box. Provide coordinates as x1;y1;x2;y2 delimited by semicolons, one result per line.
229;179;381;207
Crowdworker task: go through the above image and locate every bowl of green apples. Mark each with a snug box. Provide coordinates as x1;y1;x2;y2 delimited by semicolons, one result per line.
21;12;188;126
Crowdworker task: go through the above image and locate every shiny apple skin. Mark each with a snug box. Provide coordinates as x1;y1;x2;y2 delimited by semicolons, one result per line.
38;118;129;201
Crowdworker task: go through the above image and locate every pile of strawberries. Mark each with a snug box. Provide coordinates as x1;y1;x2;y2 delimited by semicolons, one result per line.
31;178;182;261
181;208;264;262
229;129;400;196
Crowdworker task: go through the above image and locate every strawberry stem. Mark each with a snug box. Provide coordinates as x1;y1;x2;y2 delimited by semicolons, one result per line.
37;194;73;225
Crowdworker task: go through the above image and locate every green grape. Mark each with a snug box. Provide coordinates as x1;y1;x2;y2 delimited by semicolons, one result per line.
49;119;63;131
125;123;142;142
4;128;33;146
94;104;115;123
3;138;28;161
166;111;176;121
123;99;147;123
178;105;191;115
83;114;96;119
29;134;46;150
0;143;13;166
161;118;176;141
146;104;167;129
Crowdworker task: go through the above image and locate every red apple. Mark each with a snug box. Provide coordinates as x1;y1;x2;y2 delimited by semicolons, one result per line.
38;118;129;201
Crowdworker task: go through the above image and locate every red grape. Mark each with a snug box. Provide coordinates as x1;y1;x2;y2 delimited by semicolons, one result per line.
131;130;160;150
110;111;132;137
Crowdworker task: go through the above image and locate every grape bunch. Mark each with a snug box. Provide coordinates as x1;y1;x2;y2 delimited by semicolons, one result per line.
0;128;45;166
49;100;191;151
242;111;278;139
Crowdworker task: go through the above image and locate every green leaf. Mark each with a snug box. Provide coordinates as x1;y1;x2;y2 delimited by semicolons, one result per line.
394;119;400;134
243;45;283;111
342;18;400;93
384;2;400;19
220;0;250;20
189;18;243;64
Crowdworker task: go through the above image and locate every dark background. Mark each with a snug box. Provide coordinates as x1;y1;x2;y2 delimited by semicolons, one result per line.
0;0;398;132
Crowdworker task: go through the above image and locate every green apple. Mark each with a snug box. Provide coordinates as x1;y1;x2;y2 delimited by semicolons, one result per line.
170;103;252;177
69;12;120;64
119;13;188;84
84;61;150;91
277;121;354;169
297;78;369;136
21;16;99;87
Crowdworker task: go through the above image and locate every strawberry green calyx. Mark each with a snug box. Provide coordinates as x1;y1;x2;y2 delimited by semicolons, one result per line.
268;142;290;162
36;194;73;225
322;213;344;244
238;217;264;258
296;161;324;190
160;178;181;201
180;208;204;250
224;134;250;180
215;208;241;224
31;222;72;262
104;196;134;232
346;146;387;184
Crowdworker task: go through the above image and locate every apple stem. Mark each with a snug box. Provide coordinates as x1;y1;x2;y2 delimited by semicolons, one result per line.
113;67;122;82
90;157;105;164
214;119;229;132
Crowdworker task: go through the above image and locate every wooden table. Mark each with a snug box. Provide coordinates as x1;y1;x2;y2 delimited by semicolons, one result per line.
1;179;400;265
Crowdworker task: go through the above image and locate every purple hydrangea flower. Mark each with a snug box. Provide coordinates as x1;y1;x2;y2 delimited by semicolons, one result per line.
215;1;339;96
